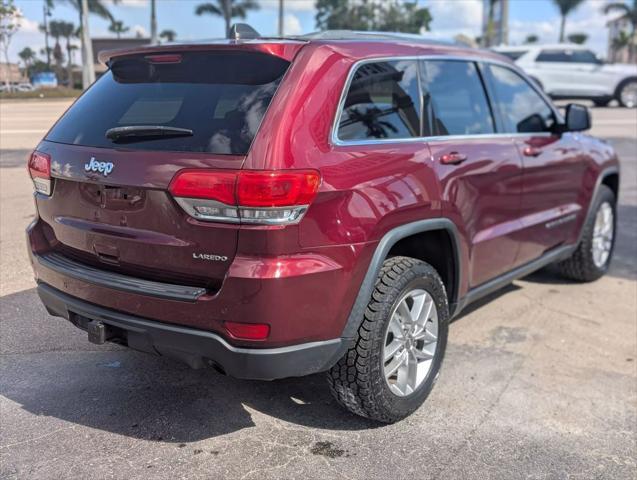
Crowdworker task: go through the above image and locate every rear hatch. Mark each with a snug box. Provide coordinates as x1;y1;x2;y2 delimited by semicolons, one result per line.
33;48;293;291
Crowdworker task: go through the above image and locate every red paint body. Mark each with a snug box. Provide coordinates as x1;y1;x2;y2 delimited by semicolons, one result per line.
28;39;619;349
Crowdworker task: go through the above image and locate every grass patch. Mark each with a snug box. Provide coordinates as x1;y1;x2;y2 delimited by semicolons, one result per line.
0;87;82;100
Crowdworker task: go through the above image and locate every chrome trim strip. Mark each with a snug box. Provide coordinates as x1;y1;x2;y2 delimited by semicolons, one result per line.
330;54;562;147
174;197;310;226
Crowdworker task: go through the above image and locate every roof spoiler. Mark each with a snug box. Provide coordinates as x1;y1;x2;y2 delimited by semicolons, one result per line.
229;23;261;40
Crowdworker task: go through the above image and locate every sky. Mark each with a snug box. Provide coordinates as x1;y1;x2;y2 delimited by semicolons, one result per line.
8;0;623;64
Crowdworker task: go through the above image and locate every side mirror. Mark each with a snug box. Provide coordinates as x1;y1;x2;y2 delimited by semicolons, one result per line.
563;103;591;132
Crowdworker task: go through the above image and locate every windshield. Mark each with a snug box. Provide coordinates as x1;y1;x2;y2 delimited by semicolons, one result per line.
46;51;290;155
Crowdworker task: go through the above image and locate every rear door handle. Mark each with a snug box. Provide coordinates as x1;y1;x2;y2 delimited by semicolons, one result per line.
523;146;542;157
440;152;467;165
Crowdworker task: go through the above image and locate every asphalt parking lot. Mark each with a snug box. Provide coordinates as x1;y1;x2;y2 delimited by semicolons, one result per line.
1;99;636;479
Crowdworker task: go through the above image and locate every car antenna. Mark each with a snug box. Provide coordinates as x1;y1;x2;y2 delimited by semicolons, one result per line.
229;23;261;40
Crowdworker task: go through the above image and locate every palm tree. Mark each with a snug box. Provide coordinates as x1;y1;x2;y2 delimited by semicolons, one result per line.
613;29;632;49
484;0;499;47
55;0;117;89
18;46;36;73
195;0;259;38
56;21;76;87
159;29;176;42
525;34;539;44
552;0;586;42
567;32;588;44
48;20;65;68
604;0;637;62
611;29;632;61
108;20;129;39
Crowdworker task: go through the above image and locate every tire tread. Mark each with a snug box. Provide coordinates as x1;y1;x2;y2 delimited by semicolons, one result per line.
327;256;447;423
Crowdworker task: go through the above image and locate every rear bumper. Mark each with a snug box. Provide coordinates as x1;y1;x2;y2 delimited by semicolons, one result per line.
37;282;346;380
27;218;375;346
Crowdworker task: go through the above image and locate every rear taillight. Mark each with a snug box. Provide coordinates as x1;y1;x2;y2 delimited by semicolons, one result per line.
28;151;52;196
168;169;321;225
237;171;320;207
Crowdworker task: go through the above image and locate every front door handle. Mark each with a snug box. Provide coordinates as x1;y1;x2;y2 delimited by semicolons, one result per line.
523;146;542;157
440;152;467;165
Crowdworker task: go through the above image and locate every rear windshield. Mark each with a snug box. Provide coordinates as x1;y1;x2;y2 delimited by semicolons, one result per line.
46;51;290;155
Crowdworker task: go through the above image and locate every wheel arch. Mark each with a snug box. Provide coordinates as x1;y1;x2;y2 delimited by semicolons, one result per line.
577;167;620;246
340;219;462;340
601;171;619;200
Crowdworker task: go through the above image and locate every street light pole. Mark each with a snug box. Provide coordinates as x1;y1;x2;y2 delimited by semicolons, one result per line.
79;0;95;88
42;2;51;68
150;0;157;44
278;0;284;36
500;0;509;45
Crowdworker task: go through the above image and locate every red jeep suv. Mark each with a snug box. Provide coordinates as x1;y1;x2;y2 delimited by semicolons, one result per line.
27;30;619;423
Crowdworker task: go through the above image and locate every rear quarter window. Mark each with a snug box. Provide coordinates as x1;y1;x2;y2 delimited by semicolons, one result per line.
337;60;420;141
46;51;290;155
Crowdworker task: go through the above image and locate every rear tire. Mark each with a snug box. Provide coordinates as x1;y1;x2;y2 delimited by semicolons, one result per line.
557;185;616;282
327;256;449;423
593;98;611;107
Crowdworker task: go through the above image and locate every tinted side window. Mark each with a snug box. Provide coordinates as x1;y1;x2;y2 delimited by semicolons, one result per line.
536;50;571;62
420;60;494;136
570;50;599;63
487;65;555;133
337;60;420;141
536;49;598;64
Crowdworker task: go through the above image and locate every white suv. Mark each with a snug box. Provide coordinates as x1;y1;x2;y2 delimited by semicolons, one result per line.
493;44;637;107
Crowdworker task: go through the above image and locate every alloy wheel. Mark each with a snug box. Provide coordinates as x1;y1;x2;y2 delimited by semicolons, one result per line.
592;201;614;268
383;288;438;397
620;81;637;108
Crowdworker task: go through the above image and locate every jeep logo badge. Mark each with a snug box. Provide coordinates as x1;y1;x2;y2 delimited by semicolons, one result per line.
85;157;114;177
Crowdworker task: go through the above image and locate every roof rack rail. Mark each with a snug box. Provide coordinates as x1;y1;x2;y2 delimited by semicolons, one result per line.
291;30;458;46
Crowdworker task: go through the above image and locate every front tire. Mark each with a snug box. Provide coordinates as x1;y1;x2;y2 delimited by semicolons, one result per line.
557;185;616;282
616;78;637;108
327;256;449;423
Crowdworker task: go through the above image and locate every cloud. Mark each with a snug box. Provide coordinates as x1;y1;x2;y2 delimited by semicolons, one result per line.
284;13;302;35
260;0;315;12
132;24;149;37
425;0;483;41
507;0;614;55
105;0;148;7
426;0;612;56
428;0;483;31
16;16;40;34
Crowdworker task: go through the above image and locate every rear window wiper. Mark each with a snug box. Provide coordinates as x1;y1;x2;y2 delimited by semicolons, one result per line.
106;125;194;142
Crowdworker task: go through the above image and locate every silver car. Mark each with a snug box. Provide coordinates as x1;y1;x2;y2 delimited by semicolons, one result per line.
493;44;637;107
